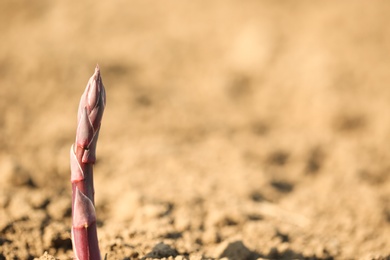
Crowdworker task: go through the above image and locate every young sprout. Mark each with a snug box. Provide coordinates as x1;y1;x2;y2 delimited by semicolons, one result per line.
70;65;106;260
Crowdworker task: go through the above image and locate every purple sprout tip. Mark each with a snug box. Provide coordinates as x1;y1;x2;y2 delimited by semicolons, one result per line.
93;65;101;81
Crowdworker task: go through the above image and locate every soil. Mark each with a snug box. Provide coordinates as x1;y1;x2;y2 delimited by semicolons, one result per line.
1;1;390;259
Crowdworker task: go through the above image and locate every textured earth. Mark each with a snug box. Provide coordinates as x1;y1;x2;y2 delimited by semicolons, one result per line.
1;1;390;259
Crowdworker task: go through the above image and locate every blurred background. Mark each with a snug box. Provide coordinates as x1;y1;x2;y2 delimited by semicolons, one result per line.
1;0;390;259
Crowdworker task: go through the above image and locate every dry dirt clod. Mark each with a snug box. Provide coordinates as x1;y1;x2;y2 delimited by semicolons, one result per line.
34;251;57;260
43;222;72;251
8;194;33;219
201;228;220;244
143;242;178;259
29;190;50;209
0;156;33;188
214;240;254;260
47;196;71;220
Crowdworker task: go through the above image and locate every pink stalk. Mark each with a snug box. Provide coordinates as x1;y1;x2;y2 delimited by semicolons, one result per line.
70;65;106;260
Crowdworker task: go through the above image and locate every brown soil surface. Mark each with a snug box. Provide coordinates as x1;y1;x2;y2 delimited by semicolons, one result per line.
1;1;390;259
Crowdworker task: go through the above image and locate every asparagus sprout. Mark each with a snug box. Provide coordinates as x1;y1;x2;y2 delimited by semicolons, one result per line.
70;65;106;260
